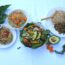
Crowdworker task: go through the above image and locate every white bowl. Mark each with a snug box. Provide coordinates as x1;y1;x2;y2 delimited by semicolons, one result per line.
8;9;27;30
0;24;17;48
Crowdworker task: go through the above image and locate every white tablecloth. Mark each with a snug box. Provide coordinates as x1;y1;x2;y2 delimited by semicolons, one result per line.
0;0;65;65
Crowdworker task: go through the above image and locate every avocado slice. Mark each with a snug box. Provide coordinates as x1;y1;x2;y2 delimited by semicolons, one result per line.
37;32;41;39
32;31;37;40
49;36;60;44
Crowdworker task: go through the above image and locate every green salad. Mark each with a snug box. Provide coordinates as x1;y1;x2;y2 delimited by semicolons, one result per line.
20;23;50;48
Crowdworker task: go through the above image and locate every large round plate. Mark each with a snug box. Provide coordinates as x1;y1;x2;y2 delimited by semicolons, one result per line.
0;24;17;48
44;7;65;37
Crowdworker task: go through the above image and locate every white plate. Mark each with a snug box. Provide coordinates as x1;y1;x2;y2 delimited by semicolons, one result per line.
0;24;17;48
44;7;65;37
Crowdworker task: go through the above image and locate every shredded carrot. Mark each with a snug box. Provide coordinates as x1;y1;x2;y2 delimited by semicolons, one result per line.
9;11;27;28
15;21;21;25
21;17;27;21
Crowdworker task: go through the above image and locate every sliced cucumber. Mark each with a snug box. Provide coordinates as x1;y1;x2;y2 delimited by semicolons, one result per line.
49;36;60;44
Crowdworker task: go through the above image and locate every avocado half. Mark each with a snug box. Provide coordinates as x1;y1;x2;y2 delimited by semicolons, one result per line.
49;36;60;44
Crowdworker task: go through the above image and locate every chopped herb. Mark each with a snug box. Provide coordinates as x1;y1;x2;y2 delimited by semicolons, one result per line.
17;47;21;50
0;5;10;15
0;5;10;24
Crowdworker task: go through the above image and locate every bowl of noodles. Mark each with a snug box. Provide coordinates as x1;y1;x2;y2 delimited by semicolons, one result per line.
0;24;17;48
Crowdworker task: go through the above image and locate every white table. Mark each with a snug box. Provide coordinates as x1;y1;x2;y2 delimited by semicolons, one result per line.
0;0;65;65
